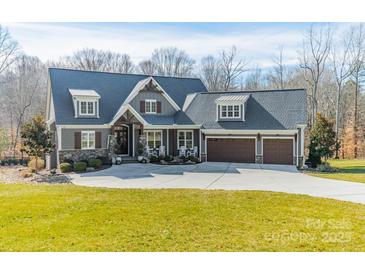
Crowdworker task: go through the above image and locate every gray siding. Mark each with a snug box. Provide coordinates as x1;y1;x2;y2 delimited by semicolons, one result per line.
61;128;111;150
130;90;176;116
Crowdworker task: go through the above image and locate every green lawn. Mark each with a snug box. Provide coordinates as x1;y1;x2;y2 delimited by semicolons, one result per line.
308;159;365;183
1;183;365;251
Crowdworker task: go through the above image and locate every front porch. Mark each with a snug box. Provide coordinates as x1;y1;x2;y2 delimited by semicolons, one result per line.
109;109;200;160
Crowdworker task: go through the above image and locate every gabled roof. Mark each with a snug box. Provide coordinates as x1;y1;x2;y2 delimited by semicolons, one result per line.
49;68;207;125
184;89;307;130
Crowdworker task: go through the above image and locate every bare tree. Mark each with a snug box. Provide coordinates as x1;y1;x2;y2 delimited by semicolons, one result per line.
140;47;195;77
349;23;365;158
244;66;265;90
54;48;135;73
268;46;287;89
2;55;47;157
138;60;157;75
299;24;332;126
199;55;224;91
331;29;356;158
220;46;249;91
0;25;20;75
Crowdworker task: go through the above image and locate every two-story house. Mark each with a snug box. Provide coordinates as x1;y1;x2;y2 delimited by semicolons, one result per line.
45;68;307;168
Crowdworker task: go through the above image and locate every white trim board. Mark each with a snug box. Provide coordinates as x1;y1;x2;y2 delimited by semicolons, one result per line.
202;129;298;135
144;124;201;129
110;104;149;126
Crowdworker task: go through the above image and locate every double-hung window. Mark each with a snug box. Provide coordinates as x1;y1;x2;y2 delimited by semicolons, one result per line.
145;99;157;114
81;131;95;149
220;105;240;118
178;130;193;149
80;101;95;115
146;131;162;149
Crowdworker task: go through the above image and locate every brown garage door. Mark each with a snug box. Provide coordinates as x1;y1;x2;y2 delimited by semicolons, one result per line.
207;138;255;163
263;139;293;165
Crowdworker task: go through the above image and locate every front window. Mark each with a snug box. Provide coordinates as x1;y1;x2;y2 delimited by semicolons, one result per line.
80;101;95;115
178;130;193;149
145;99;157;114
220;104;240;118
81;131;95;149
146;131;162;149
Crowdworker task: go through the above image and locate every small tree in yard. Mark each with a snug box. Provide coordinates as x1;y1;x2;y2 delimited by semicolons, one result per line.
21;115;54;173
308;113;338;167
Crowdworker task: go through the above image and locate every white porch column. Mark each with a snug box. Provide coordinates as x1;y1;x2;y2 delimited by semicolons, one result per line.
132;124;135;157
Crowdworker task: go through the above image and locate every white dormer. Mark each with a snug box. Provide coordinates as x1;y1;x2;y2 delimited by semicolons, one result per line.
69;89;101;118
215;94;250;122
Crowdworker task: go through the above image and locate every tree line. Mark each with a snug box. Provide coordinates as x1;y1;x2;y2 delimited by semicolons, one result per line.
0;23;364;159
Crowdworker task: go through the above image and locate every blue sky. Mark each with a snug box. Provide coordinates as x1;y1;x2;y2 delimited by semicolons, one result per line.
3;22;349;68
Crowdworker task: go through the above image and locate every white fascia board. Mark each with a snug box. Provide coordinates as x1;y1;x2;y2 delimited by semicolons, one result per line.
58;125;111;129
123;77;181;111
144;124;201;129
109;104;149;126
201;129;298;135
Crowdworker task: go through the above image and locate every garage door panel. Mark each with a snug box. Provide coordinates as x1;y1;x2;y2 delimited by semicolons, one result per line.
207;138;255;163
263;139;293;165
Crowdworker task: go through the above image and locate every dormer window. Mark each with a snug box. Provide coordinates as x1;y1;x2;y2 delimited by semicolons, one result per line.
215;94;250;122
80;101;96;115
221;105;240;118
69;89;100;118
145;99;157;114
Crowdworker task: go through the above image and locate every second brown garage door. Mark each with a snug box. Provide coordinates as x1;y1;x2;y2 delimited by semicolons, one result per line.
263;139;293;165
207;138;255;163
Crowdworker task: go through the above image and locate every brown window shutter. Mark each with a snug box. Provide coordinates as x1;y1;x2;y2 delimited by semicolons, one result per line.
157;101;161;113
95;132;102;148
74;132;81;149
140;100;145;113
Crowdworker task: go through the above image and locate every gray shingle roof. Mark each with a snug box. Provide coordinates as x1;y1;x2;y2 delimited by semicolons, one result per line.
49;68;207;125
184;89;307;130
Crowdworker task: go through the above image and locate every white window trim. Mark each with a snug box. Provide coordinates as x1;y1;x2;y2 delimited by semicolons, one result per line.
177;130;194;149
81;131;95;150
219;103;241;119
79;100;97;116
145;99;157;114
145;130;163;149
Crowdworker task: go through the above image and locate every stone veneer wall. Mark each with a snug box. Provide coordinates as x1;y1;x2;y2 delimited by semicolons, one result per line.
59;149;110;163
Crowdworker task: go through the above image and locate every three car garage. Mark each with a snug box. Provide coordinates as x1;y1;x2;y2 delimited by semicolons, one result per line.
206;137;295;165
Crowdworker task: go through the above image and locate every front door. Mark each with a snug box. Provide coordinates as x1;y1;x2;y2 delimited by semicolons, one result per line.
114;125;129;155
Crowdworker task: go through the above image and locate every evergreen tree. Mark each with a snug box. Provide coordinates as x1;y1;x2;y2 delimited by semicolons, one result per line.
308;113;338;167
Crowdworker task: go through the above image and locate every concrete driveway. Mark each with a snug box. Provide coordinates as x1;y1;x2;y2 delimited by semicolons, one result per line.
71;162;365;204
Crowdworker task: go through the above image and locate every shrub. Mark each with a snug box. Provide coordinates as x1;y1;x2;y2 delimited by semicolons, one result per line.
187;155;199;163
179;156;186;162
164;155;173;162
74;162;87;172
62;158;74;165
20;169;33;178
96;156;111;165
28;157;45;171
88;159;102;169
60;163;72;173
149;155;159;163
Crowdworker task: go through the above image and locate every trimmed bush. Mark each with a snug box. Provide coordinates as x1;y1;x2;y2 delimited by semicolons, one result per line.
88;159;102;169
60;163;72;173
149;155;159;163
164;155;173;162
74;162;87;172
28;157;45;171
187;155;200;163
